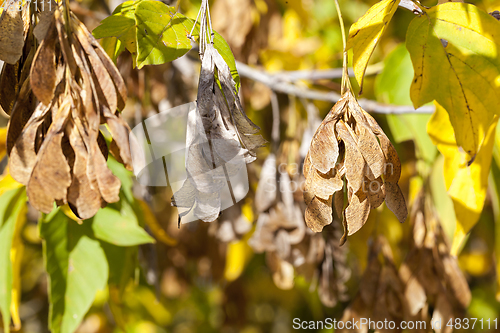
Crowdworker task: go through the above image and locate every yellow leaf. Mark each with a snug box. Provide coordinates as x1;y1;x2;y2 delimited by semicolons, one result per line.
137;200;177;246
407;3;500;159
224;233;254;281
0;168;23;197
60;204;82;222
0;127;6;161
428;102;498;255
10;202;27;331
346;0;400;91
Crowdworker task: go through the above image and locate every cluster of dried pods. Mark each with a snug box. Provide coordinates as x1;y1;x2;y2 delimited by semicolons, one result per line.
339;193;470;333
398;191;471;332
171;4;265;224
2;5;132;219
304;90;408;244
249;153;350;307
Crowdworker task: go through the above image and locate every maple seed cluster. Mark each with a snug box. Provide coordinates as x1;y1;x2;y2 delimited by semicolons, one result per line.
304;91;407;244
6;8;132;219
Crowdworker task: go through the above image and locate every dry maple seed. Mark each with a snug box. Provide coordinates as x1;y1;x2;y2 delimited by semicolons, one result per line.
4;6;131;219
304;91;408;244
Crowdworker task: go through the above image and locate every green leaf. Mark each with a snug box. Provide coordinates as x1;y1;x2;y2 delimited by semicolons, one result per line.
92;1;240;89
0;188;26;333
134;0;193;68
375;44;437;163
93;0;142;60
407;3;500;159
346;0;400;91
92;201;155;246
107;157;134;203
40;209;109;333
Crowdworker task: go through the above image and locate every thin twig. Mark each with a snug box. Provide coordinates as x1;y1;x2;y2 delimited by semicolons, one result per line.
271;63;383;82
235;62;434;115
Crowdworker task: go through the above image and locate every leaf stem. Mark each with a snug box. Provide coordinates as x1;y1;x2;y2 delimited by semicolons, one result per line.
334;0;351;95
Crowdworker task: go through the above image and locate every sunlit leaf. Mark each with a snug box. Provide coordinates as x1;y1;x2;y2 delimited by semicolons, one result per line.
92;0;240;88
137;199;177;246
224;237;253;281
346;0;400;91
0;187;25;333
9;192;27;331
375;44;437;163
427;102;498;255
92;201;155;246
40;209;108;333
407;3;500;159
93;0;141;60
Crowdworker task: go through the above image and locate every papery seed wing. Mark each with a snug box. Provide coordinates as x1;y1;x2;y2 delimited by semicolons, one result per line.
364;111;402;182
193;191;221;222
308;169;343;201
357;124;385;180
333;189;344;218
345;188;371;236
27;131;72;213
30;14;58;106
305;195;333;232
74;19;118;113
210;45;265;153
66;121;102;219
92;41;127;110
0;2;24;64
33;0;56;42
9;103;51;184
384;181;407;223
7;78;36;154
103;109;133;169
335;120;365;192
309;120;339;174
366;176;385;209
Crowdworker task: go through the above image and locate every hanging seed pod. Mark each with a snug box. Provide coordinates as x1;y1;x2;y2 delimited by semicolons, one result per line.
6;6;131;219
304;90;407;244
171;0;265;224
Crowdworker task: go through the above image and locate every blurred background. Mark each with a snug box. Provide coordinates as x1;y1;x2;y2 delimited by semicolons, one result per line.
2;0;500;332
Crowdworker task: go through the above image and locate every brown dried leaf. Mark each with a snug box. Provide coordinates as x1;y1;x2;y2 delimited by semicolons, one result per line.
27;132;72;213
405;276;427;316
92;140;121;203
309;120;339;174
336;120;365;192
0;3;24;64
333;189;344;218
431;293;454;333
345;188;371;236
384;181;408;223
440;254;471;308
305;195;333;232
366;176;385;209
33;0;56;42
103;109;132;169
305;168;343;201
0;62;19;114
357;124;385;179
67;122;102;219
7;78;36;154
31;21;58;106
54;10;77;75
92;40;127;110
9;104;51;184
364;112;402;182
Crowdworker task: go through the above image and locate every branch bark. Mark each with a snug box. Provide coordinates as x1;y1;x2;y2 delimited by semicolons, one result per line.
235;61;434;115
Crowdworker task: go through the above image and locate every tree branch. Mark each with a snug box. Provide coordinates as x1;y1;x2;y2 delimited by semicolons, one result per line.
235;61;434;115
